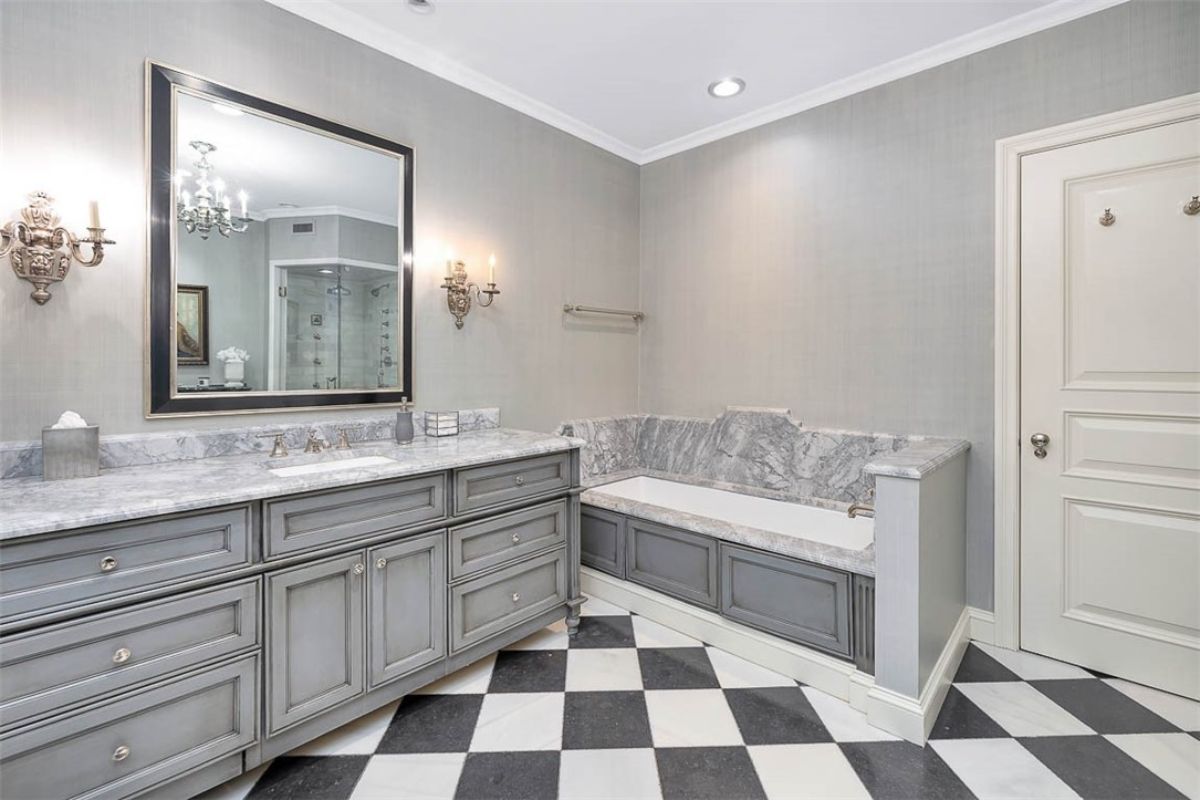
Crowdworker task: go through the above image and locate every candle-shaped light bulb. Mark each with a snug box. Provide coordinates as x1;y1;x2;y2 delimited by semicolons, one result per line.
182;190;191;208
488;253;496;284
238;190;248;218
212;178;225;197
88;201;101;229
444;248;453;279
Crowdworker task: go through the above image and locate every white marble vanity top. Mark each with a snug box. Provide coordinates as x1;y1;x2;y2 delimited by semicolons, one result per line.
0;428;583;541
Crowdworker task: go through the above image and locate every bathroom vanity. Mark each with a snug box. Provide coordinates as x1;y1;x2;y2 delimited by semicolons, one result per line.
0;429;583;800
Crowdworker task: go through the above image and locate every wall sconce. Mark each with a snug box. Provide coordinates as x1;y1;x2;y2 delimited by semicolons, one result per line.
0;192;114;305
440;253;499;329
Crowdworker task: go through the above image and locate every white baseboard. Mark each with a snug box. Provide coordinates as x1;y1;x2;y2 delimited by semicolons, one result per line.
967;606;997;645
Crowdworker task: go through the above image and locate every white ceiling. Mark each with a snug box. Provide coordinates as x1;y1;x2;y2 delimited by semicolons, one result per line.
266;0;1124;164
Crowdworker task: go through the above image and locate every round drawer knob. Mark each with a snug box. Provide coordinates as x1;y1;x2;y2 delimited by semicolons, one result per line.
514;475;525;486
112;745;131;762
511;592;521;603
511;533;521;544
353;563;365;576
376;557;388;570
99;556;118;573
112;647;132;665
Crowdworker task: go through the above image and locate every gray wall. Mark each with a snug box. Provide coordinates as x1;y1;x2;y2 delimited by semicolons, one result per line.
638;0;1200;610
0;0;640;440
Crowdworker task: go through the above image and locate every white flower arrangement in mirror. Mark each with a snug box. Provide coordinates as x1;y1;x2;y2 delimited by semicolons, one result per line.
215;347;250;388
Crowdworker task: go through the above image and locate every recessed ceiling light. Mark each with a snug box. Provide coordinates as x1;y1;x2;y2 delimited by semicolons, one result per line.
407;0;435;14
211;102;244;117
707;77;745;98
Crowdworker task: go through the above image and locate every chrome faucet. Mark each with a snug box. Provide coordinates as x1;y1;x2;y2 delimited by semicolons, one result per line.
848;488;875;519
304;431;327;454
258;433;288;458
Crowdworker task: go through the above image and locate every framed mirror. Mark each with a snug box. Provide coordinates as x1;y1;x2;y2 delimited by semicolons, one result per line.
146;62;413;416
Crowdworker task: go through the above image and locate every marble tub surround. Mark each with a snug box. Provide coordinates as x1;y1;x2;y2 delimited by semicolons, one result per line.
0;407;501;480
0;426;581;540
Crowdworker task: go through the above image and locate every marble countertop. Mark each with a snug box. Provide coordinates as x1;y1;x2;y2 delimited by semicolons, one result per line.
863;437;970;479
0;429;583;541
581;472;875;576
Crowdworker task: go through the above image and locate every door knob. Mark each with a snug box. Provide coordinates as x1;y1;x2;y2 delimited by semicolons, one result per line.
1030;433;1050;459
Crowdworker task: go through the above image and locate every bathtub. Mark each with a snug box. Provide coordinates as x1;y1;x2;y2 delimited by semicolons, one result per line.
589;475;874;552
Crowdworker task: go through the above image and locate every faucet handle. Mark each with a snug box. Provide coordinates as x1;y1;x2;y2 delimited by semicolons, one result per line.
335;428;352;450
304;430;325;454
258;433;288;458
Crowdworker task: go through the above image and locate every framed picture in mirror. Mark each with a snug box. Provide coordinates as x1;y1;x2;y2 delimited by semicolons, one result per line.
176;284;209;365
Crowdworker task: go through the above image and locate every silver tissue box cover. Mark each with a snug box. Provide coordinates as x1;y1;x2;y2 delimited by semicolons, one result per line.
42;425;100;480
424;411;460;437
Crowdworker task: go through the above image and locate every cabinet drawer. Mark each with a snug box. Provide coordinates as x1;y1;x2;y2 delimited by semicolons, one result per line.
580;506;625;578
0;656;257;800
454;453;571;514
626;519;718;608
450;548;566;652
0;506;254;622
0;580;259;731
450;500;569;579
719;544;851;657
264;473;446;559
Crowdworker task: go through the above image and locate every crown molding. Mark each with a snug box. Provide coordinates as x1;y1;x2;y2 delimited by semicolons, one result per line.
266;0;1126;166
257;204;396;227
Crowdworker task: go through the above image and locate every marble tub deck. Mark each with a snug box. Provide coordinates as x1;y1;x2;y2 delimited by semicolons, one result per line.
582;470;876;576
0;428;583;541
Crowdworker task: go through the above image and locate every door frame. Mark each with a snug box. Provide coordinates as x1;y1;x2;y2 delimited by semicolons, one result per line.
992;92;1200;650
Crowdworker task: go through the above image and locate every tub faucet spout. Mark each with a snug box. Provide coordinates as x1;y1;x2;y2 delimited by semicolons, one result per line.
848;488;875;519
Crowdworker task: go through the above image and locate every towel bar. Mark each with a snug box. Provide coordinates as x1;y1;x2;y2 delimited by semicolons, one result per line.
563;304;644;321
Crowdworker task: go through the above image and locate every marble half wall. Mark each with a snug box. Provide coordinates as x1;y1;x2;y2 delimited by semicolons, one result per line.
562;407;964;504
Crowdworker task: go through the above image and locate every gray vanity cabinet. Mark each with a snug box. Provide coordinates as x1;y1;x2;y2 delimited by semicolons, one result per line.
368;532;446;689
267;551;366;735
580;506;626;578
625;519;718;608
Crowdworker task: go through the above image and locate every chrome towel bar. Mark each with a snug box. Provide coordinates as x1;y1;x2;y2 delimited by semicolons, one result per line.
563;304;644;321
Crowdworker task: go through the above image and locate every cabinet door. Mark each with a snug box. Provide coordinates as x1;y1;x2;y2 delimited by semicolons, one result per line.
368;532;447;689
267;552;365;735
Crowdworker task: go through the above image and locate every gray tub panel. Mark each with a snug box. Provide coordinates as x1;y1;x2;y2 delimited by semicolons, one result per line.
580;506;625;578
625;519;718;608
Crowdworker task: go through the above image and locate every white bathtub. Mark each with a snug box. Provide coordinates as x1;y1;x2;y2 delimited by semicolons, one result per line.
591;476;874;551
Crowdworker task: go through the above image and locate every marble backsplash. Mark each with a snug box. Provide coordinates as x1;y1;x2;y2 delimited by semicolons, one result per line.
0;407;500;480
560;407;944;504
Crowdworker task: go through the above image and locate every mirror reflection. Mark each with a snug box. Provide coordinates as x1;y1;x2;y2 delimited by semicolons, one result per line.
172;90;404;394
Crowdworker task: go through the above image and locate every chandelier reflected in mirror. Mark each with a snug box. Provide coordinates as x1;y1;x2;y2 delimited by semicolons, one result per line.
176;140;251;239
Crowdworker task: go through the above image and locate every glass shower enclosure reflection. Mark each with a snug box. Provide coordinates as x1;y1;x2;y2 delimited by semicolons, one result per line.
271;262;398;390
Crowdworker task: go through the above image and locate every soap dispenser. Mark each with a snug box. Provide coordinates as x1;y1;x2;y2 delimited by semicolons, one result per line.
395;397;415;444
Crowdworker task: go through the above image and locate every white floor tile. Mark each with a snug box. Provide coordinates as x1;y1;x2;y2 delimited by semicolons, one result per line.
749;743;871;799
706;646;795;688
566;648;644;691
580;595;631;616
350;753;466;800
469;692;564;752
644;688;743;747
192;762;271;800
1108;733;1200;800
1105;679;1200;732
559;748;663;800
930;738;1080;799
800;687;900;742
954;683;1093;737
505;619;570;650
413;653;496;694
631;615;703;648
288;701;400;756
973;643;1092;681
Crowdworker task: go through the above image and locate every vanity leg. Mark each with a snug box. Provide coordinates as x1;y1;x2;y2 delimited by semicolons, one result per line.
566;596;585;636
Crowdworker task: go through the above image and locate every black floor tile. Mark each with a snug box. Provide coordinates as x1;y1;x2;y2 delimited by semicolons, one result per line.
839;741;975;800
455;751;560;800
488;650;567;693
1020;735;1187;799
563;690;653;749
723;686;833;744
929;687;1009;739
638;647;720;689
1030;679;1179;734
568;615;636;648
953;644;1021;683
655;746;766;800
246;756;369;799
375;694;484;753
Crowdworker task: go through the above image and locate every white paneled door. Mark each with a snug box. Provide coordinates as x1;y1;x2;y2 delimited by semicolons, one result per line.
1020;117;1200;700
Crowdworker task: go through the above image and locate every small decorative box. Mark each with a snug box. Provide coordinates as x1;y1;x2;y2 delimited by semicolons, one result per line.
424;411;460;438
42;425;100;480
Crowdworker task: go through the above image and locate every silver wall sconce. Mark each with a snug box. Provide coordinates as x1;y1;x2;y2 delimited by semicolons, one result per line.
439;254;499;329
1;192;114;304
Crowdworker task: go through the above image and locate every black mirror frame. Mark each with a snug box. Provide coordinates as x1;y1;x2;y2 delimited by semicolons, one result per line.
146;62;414;417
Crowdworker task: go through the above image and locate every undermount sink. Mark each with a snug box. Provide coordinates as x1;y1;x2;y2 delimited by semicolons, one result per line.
268;455;397;478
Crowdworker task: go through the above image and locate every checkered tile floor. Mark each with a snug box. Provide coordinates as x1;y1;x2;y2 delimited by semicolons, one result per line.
200;596;1200;799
